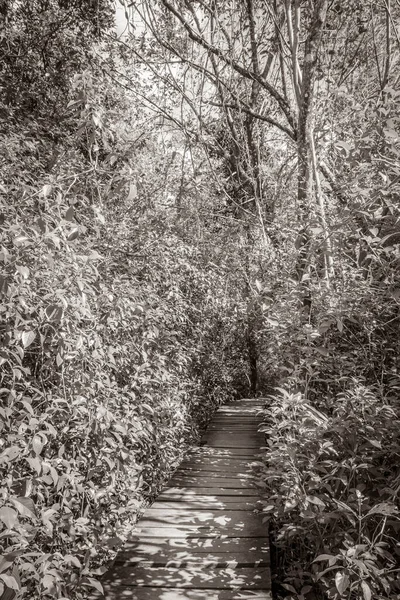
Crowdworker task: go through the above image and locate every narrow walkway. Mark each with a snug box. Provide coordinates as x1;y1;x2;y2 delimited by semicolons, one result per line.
97;398;271;599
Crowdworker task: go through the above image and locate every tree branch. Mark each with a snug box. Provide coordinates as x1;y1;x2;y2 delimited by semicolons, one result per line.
159;0;296;132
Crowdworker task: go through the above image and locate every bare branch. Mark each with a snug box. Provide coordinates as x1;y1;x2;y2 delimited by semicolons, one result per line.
158;0;296;131
208;101;296;140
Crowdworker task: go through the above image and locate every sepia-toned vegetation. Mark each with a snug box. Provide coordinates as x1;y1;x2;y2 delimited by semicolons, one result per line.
1;0;400;598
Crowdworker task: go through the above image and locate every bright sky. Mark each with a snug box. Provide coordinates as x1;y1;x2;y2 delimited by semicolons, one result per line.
115;1;131;38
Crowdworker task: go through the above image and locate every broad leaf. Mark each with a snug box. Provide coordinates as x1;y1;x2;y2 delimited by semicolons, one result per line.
335;571;350;595
361;581;372;600
22;331;35;348
0;507;18;530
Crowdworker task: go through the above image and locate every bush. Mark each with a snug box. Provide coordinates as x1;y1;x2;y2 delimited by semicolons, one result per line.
260;385;400;599
0;59;250;600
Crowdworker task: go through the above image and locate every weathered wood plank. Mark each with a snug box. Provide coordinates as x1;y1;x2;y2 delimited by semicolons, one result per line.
101;566;270;589
178;465;255;474
160;487;260;497
168;477;256;488
153;500;259;510
140;509;264;528
175;466;254;476
190;448;262;457
94;399;270;599
116;556;269;568
95;587;272;599
202;437;263;449
118;536;269;565
134;523;266;538
172;470;254;479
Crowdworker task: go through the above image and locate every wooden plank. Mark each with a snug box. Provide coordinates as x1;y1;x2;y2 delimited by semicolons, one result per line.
205;427;261;432
101;566;270;589
141;509;263;528
210;417;260;422
117;536;269;567
189;449;261;457
203;434;264;442
218;411;261;414
94;399;270;600
121;536;269;560
152;500;259;511
176;468;254;478
133;524;266;538
180;463;257;472
188;448;257;454
117;556;269;568
179;464;263;474
168;477;256;488
160;487;260;497
202;437;263;449
94;587;272;599
172;471;254;480
156;494;259;504
179;460;255;469
213;414;260;418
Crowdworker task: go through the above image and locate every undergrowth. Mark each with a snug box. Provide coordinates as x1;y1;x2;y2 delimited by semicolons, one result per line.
260;385;400;600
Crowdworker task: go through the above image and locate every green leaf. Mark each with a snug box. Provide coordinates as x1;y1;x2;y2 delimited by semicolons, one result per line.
307;495;326;507
22;331;35;348
65;206;75;221
315;346;329;356
45;305;63;322
368;439;381;449
16;265;30;279
42;184;52;198
126;182;138;201
42;573;56;592
313;554;336;563
12;497;36;519
0;574;20;591
82;578;104;593
26;456;42;475
366;502;398;517
0;275;8;295
335;140;351;154
335;571;350;595
67;228;79;241
32;434;45;456
361;581;372;600
36;218;46;233
0;555;14;575
384;128;399;140
64;555;82;568
301;586;312;596
0;507;18;530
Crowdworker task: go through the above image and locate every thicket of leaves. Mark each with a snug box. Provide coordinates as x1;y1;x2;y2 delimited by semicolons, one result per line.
2;1;400;598
260;386;400;600
255;66;400;600
0;5;251;598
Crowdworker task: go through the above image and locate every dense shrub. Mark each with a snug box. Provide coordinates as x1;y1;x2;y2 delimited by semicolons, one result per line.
0;35;251;598
260;384;400;600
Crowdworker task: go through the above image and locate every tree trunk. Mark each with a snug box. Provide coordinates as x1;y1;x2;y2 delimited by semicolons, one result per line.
295;0;329;299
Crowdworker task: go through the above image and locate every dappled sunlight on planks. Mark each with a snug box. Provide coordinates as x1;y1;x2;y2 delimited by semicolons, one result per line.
92;399;271;600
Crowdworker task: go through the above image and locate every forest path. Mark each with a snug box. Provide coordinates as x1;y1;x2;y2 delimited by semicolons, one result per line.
95;398;271;600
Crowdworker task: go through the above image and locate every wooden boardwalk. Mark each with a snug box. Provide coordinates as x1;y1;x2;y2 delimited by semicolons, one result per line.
95;398;271;600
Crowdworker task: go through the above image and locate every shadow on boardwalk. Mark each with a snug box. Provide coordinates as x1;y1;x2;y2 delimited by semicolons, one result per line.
93;399;271;600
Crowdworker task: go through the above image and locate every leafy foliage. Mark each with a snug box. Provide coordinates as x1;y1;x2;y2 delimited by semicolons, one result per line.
2;1;400;598
0;9;251;599
260;386;400;599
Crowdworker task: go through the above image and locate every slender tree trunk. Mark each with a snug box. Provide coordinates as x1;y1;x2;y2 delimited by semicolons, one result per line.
295;0;329;299
244;225;258;395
